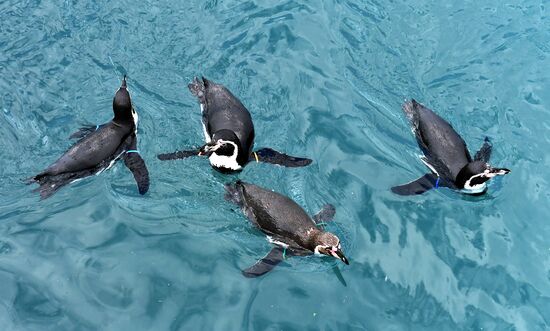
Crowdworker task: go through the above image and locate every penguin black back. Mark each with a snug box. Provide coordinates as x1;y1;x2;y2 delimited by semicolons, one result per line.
392;100;510;195
157;77;312;171
405;99;471;178
29;76;149;199
230;181;315;247
225;181;348;277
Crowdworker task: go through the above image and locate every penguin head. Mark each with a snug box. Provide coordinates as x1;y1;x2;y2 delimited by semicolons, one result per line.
312;231;349;265
457;161;510;194
112;76;137;128
199;130;243;172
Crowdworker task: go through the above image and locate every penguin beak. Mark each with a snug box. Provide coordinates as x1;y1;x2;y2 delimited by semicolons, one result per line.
121;75;127;89
486;166;511;177
329;247;349;265
198;142;216;156
491;167;510;175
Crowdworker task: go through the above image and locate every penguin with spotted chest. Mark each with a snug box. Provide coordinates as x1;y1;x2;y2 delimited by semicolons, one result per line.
225;181;349;278
28;76;149;199
392;99;510;195
157;77;312;173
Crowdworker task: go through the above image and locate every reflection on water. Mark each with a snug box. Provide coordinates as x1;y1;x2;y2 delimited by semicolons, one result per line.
1;0;550;329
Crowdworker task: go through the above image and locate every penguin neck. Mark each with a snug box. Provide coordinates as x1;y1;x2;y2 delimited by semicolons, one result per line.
112;116;134;131
212;130;245;164
455;165;471;189
305;227;324;251
456;161;488;189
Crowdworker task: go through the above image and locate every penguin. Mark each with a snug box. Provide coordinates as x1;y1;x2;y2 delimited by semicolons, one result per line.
157;77;312;173
391;99;510;195
224;180;349;278
28;76;149;199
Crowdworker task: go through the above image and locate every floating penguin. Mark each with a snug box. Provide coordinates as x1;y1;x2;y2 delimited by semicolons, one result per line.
28;76;149;199
392;99;510;195
157;77;312;173
225;181;349;278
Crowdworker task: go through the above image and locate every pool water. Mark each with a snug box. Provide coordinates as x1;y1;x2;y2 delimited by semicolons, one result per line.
1;0;549;330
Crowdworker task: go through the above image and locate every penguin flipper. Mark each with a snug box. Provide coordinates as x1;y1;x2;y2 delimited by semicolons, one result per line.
157;149;199;161
123;152;149;195
250;148;312;167
474;137;492;162
242;246;288;278
391;173;440;195
312;204;336;226
69;125;99;140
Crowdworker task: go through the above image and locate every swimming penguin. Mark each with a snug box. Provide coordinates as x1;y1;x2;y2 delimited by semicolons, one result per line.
392;99;510;195
28;76;149;199
157;77;312;173
224;181;349;277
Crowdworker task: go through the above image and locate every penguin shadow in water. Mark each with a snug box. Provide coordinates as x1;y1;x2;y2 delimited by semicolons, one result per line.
392;99;510;196
157;77;312;173
27;76;149;199
224;181;349;279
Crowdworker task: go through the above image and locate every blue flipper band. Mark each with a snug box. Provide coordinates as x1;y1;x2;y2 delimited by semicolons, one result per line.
95;125;99;131
282;247;287;259
316;222;328;228
435;177;440;189
126;150;140;154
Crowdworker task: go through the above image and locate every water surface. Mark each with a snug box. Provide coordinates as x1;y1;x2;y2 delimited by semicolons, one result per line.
1;0;550;330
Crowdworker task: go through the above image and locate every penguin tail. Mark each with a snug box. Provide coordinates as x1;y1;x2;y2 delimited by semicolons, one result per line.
23;175;38;185
33;182;63;200
188;77;207;104
224;181;244;207
29;173;76;200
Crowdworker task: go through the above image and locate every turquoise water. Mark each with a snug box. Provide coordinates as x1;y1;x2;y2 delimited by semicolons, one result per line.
1;0;550;329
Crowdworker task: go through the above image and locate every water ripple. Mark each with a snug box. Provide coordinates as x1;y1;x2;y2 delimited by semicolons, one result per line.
1;0;550;329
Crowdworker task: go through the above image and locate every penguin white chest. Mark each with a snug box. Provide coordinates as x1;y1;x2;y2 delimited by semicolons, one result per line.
132;108;139;130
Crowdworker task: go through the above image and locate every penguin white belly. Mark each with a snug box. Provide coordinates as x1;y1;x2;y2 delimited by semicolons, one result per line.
200;104;211;142
94;152;125;176
267;236;289;248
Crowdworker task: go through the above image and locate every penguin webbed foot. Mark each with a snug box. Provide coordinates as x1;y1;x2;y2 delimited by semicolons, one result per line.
312;204;336;227
157;149;200;161
242;246;290;278
474;137;492;162
69;124;100;140
250;148;312;167
123;152;150;195
391;173;441;196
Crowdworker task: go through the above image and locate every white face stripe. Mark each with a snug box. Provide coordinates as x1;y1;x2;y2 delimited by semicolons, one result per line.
314;245;322;255
314;243;341;255
209;140;241;170
463;172;488;193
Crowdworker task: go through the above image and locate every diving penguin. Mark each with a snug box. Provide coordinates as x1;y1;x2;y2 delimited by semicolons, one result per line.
28;76;149;199
157;77;312;173
225;181;349;278
392;99;510;195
